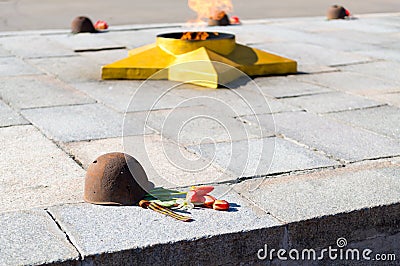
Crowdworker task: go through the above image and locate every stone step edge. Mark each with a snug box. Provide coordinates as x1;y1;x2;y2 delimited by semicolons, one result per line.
45;202;400;265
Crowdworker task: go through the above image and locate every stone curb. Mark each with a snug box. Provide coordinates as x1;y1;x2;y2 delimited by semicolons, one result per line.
43;203;400;266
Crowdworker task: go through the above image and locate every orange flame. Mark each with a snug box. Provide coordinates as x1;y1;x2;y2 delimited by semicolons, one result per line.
180;32;220;41
181;32;209;40
188;0;233;22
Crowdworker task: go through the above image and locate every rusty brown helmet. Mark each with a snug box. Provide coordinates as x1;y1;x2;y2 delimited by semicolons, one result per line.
208;11;230;26
71;16;97;33
327;5;347;20
84;152;153;205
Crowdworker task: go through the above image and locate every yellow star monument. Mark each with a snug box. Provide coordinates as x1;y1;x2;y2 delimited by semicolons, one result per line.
101;32;297;88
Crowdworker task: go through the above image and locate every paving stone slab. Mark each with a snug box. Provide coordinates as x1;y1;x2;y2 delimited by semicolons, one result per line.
296;64;339;74
0;57;42;77
232;25;285;45
73;80;140;112
0;45;11;57
171;83;301;116
0;125;84;212
254;42;372;67
74;80;190;113
295;71;400;95
356;47;400;62
234;162;400;223
325;105;400;140
0;100;28;127
73;74;312;117
79;48;129;67
275;16;400;34
0;210;79;265
268;22;377;53
361;15;400;27
244;111;400;162
236;24;339;49
21;103;141;142
0;35;75;58
252;76;332;98
62;137;124;170
339;60;400;84
138;105;267;146
48;186;283;264
48;33;124;52
63;135;235;188
0;75;94;109
103;30;158;49
370;92;400;107
314;29;399;48
379;39;400;50
280;92;383;113
322;18;399;33
27;55;101;83
188;137;339;178
218;24;286;45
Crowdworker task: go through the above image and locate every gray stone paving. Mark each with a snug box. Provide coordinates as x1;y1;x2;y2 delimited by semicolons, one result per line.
279;91;383;113
141;105;266;146
255;42;373;67
0;13;400;265
243;111;400;162
19;107;151;143
0;57;42;77
172;83;302;116
73;80;190;113
357;47;400;63
0;35;75;58
340;60;400;83
27;55;101;83
71;80;142;113
48;33;124;52
325;105;400;140
21;103;129;142
311;29;397;47
48;186;281;257
0;100;28;127
0;125;84;212
251;76;332;98
0;75;94;109
372;92;400;107
296;64;339;74
63;135;234;188
105;29;159;49
188;137;339;177
0;45;11;57
79;48;129;66
0;210;79;265
295;71;400;95
234;162;400;222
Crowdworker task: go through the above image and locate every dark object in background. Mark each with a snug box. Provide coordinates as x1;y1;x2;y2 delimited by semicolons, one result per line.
84;152;153;205
327;5;349;20
71;16;97;33
208;11;231;26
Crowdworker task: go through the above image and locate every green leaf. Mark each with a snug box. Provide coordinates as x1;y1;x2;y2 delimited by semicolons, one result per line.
145;187;186;201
